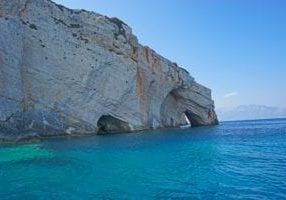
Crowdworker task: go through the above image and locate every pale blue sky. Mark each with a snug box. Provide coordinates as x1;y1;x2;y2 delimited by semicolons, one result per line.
54;0;286;108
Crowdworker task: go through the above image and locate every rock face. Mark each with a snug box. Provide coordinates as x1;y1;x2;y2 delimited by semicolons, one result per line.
0;0;218;141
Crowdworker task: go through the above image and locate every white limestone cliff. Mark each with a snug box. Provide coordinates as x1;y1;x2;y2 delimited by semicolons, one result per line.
0;0;218;141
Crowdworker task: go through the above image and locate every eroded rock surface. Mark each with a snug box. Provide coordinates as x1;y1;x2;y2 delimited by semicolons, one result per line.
0;0;218;141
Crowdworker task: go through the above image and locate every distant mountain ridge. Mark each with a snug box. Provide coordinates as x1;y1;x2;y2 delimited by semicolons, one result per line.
217;105;286;121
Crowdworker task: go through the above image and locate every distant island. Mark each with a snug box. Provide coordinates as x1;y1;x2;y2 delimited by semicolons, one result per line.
217;105;286;121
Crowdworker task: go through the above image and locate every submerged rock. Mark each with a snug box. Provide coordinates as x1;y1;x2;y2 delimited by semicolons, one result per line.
0;0;218;141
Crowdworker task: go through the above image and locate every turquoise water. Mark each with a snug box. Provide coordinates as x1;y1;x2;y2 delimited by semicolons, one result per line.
0;119;286;199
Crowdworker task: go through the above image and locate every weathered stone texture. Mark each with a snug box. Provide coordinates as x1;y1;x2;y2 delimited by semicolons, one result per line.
0;0;218;141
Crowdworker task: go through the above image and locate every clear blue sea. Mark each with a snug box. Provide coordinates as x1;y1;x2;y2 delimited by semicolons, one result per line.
0;119;286;199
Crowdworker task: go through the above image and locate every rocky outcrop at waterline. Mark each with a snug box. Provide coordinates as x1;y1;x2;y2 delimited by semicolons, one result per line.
0;0;218;141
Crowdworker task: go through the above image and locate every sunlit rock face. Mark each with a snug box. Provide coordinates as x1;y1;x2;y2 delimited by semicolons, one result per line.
0;0;218;141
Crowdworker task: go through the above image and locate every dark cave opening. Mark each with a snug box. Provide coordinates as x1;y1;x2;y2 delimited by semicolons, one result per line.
97;115;131;134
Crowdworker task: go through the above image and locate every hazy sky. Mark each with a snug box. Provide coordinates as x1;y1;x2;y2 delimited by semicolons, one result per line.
54;0;286;108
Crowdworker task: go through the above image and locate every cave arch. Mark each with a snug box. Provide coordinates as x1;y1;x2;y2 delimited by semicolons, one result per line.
97;115;131;134
160;87;205;128
160;88;190;127
184;110;203;127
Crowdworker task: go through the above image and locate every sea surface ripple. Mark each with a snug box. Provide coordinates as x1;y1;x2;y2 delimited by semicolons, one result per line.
0;119;286;199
